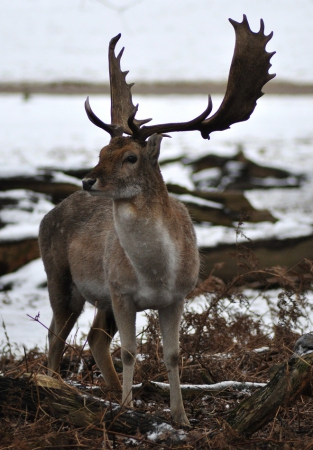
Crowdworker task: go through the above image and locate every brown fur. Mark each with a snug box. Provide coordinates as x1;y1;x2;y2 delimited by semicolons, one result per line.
39;135;200;426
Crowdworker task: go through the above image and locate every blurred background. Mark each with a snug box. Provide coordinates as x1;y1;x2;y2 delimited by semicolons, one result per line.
1;0;313;351
1;0;312;83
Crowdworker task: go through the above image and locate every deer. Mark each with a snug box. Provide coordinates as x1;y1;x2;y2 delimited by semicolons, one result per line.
39;15;275;426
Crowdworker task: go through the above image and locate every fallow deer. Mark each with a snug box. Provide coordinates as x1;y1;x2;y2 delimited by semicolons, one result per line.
39;15;275;426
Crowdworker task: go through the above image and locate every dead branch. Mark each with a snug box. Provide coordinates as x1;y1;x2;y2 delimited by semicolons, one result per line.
226;348;313;437
132;380;265;400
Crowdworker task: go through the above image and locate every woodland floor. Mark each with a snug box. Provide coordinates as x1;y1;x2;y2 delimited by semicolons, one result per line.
1;260;313;450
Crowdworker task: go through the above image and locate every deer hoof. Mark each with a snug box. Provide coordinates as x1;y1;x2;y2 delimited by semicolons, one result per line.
172;412;191;428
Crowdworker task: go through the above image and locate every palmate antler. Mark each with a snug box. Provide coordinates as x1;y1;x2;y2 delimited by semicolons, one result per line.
85;15;275;141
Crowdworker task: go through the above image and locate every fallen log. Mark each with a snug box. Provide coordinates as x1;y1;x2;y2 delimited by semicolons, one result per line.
0;373;268;446
0;373;187;444
0;238;39;275
0;175;79;204
167;182;276;224
186;149;304;191
226;334;313;437
200;235;313;282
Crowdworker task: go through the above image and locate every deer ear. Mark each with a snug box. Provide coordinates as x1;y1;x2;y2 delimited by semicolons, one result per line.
146;134;163;164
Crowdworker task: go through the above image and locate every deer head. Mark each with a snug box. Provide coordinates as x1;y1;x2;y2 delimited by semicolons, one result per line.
85;15;275;142
82;134;164;199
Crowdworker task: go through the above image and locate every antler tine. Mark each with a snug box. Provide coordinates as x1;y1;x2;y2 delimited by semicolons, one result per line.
85;96;123;137
109;34;152;135
198;14;276;139
133;95;213;141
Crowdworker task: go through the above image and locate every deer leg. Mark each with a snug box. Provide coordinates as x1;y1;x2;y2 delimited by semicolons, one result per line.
87;308;121;390
47;282;84;376
158;301;189;426
111;294;136;407
48;310;82;376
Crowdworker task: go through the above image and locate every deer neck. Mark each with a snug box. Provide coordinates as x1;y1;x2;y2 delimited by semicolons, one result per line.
113;188;171;244
112;189;177;296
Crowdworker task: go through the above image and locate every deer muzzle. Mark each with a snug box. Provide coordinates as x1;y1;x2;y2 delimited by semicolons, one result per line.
82;178;97;191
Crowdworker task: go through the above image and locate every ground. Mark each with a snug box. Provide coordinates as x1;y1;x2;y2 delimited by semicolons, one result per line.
1;261;313;449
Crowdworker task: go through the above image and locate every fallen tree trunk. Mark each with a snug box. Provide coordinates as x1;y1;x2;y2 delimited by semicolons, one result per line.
0;373;186;443
200;235;313;282
0;373;264;421
0;372;266;445
0;238;39;275
0;176;79;204
226;349;313;437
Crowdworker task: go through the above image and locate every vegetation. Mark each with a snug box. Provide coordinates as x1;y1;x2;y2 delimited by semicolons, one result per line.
1;250;313;449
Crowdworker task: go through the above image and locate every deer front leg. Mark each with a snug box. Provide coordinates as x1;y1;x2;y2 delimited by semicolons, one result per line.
112;293;136;406
159;300;189;427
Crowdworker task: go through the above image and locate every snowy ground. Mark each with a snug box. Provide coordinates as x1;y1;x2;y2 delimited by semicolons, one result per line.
1;93;313;352
2;93;313;246
1;0;313;353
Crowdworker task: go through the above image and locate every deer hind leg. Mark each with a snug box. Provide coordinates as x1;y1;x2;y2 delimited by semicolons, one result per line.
87;308;121;391
158;301;190;427
111;293;136;406
47;283;85;376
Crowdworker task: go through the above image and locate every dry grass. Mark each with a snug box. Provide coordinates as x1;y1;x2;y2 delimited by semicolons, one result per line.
1;258;313;449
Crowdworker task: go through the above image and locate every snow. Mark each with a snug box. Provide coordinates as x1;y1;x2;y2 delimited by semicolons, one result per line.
134;380;267;391
0;259;152;352
2;98;313;347
2;0;313;83
147;422;185;443
1;1;313;352
2;94;313;173
2;94;313;251
0;190;52;241
172;193;223;209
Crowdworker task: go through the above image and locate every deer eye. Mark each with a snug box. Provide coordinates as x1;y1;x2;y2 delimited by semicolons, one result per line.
126;155;138;164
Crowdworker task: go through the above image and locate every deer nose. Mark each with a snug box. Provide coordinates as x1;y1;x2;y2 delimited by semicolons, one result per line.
82;178;96;191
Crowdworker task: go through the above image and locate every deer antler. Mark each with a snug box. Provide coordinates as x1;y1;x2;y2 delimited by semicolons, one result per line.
133;15;275;140
198;15;276;139
85;34;151;137
85;15;275;141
